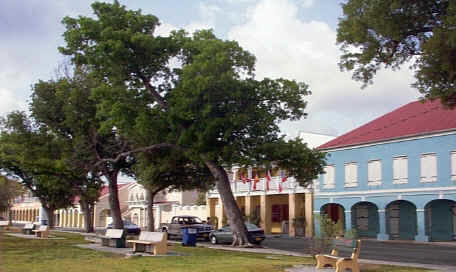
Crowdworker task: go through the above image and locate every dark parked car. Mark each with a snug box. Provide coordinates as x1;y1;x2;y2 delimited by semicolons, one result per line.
107;220;141;235
209;223;265;245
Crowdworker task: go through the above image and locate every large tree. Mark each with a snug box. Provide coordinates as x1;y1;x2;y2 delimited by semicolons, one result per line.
337;0;456;107
59;1;326;245
0;176;23;225
30;67;129;230
0;112;76;227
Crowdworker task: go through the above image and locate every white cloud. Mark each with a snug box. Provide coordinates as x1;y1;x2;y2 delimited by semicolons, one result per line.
0;88;28;117
298;0;314;8
228;0;418;136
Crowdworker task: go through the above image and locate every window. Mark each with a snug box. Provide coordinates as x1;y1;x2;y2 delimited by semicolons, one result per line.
323;165;335;188
271;204;289;223
344;162;358;187
451;152;456;181
393;156;408;184
420;153;437;182
368;160;382;186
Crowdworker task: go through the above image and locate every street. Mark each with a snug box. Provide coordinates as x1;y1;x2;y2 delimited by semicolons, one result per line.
262;236;456;267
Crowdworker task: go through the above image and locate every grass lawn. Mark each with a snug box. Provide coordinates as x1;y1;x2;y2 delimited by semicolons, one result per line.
0;229;434;272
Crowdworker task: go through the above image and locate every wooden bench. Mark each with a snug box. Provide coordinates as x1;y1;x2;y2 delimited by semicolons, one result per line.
99;229;125;248
32;225;49;238
316;239;361;272
127;231;168;255
22;223;35;235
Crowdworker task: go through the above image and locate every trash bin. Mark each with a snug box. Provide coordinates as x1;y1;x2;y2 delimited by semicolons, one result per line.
114;237;126;248
182;227;197;246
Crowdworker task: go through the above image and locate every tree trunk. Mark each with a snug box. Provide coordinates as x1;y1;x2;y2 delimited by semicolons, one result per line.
106;170;124;229
44;206;55;228
145;188;157;232
80;199;95;233
204;160;251;246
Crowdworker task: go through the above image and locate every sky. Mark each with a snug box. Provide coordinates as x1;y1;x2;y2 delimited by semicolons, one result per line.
0;0;419;139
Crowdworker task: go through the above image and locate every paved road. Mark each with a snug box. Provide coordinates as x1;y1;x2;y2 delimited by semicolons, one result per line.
262;236;456;266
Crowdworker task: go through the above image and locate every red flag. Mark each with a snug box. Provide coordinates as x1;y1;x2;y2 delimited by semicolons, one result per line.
253;174;260;190
239;172;250;184
279;170;288;192
266;170;271;191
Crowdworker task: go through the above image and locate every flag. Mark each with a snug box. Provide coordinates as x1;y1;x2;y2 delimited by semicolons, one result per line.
253;174;260;190
239;173;246;184
239;172;250;184
280;170;288;182
265;170;271;191
279;170;288;192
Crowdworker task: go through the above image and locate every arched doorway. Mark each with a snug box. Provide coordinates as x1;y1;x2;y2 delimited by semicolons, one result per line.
320;203;345;235
351;202;379;238
425;199;456;241
386;200;417;240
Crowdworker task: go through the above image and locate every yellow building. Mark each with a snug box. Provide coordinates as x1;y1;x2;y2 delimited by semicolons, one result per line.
10;191;41;224
207;166;314;237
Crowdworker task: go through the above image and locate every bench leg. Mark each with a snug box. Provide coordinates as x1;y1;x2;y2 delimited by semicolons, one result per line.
336;259;359;272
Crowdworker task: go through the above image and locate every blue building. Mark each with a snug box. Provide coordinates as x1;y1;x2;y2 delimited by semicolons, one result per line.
314;100;456;242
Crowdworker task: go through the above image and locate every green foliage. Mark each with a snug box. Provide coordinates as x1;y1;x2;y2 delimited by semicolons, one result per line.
133;149;215;196
337;0;456;107
316;214;344;239
0;176;23;213
0;112;76;212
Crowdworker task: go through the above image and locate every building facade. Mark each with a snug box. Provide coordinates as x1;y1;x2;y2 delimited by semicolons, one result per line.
207;166;314;237
315;100;456;242
126;183;203;230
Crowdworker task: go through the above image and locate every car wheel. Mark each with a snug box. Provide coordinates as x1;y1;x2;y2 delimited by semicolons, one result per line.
210;235;218;245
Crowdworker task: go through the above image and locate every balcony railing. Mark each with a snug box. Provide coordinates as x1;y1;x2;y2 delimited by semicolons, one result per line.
209;176;310;195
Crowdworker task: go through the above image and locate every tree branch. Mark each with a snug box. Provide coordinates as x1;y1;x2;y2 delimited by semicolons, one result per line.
139;74;168;110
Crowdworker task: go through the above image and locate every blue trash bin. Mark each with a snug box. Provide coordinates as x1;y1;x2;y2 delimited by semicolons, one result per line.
182;227;197;246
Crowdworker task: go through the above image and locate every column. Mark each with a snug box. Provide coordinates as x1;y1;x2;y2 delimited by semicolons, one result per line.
260;194;272;234
288;193;297;237
70;210;74;228
345;210;352;233
155;205;162;230
59;210;63;227
314;211;321;237
415;209;429;242
304;193;314;237
216;199;225;229
75;211;80;228
138;209;142;227
64;210;69;227
93;204;97;228
245;196;253;218
377;209;388;240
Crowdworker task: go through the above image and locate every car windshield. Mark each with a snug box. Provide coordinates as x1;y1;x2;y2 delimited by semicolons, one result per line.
245;223;259;230
184;217;202;224
220;223;260;231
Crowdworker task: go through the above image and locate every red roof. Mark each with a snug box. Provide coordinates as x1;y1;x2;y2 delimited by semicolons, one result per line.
318;100;456;150
99;183;132;197
72;183;132;204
